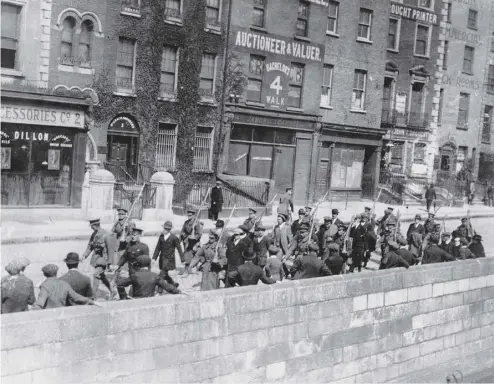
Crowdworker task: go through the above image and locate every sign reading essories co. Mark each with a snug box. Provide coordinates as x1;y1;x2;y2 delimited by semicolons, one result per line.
390;2;438;25
233;29;324;62
0;104;85;129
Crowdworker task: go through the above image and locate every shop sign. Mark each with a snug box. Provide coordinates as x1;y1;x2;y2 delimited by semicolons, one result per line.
234;113;315;130
109;115;138;133
232;28;324;62
0;104;85;129
391;128;429;140
0;130;73;147
390;2;438;25
264;60;290;108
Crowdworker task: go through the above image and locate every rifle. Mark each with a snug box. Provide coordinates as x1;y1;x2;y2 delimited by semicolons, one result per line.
466;209;476;239
394;209;401;239
439;214;447;244
190;187;211;239
250;195;276;234
307;190;330;245
370;188;382;217
214;205;236;255
342;215;356;259
119;183;146;242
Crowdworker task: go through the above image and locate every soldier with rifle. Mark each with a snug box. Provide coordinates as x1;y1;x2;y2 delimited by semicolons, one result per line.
243;208;258;235
180;209;204;268
110;208;136;267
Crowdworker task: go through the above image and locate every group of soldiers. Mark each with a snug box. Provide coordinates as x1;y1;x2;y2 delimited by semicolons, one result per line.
1;201;487;313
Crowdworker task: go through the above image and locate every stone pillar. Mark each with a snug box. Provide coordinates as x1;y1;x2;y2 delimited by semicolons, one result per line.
84;169;115;223
142;171;175;221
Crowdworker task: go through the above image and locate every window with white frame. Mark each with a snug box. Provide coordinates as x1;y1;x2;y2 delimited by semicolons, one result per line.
443;40;449;69
414;24;430;56
288;63;304;108
60;17;76;65
1;3;21;70
327;1;338;34
160;46;178;97
352;69;367;110
358;9;372;41
79;20;94;67
418;0;433;9
413;143;426;163
463;45;474;74
199;53;216;97
446;3;451;23
155;123;177;170
467;9;477;29
296;1;309;37
116;38;136;93
205;0;220;26
165;0;181;18
387;18;400;50
252;0;266;28
247;55;264;102
457;92;470;129
193;126;213;171
487;65;494;93
320;64;333;107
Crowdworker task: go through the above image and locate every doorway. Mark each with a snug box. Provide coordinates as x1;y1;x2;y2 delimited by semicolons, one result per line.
107;134;138;181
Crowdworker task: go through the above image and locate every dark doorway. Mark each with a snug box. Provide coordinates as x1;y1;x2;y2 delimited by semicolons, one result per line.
106;115;139;181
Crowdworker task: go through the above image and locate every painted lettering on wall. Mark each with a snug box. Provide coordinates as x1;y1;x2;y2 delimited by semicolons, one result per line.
0;105;85;128
442;27;481;45
264;61;290;108
442;74;481;90
233;30;323;62
390;2;438;25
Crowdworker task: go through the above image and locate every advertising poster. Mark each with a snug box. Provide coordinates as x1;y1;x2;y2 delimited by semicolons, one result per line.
48;149;60;170
1;147;11;170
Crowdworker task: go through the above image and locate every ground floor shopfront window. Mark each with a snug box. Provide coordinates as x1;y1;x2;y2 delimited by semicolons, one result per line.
1;124;74;206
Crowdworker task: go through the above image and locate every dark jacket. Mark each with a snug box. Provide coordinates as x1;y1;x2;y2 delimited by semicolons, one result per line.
291;219;301;237
396;248;417;266
458;246;476;260
291;253;332;280
117;268;179;297
439;241;455;257
1;275;36;314
228;261;275;286
350;225;368;249
422;244;455;264
226;236;253;268
59;269;93;298
253;235;270;267
379;251;410;270
32;278;93;310
469;242;485;258
118;241;150;273
265;256;284;281
425;187;437;200
153;233;184;270
210;186;223;213
324;253;345;275
424;219;435;234
407;223;425;241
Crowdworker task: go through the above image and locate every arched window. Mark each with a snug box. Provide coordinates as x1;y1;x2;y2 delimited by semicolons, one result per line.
61;17;76;64
79;20;93;67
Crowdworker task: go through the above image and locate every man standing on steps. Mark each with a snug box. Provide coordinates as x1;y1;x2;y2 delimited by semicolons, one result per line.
210;181;223;221
425;184;437;212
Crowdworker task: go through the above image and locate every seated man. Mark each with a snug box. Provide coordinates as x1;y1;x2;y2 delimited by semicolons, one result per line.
291;243;331;280
228;249;275;286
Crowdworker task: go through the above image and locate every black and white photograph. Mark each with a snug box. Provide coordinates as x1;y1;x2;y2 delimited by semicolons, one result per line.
1;0;494;382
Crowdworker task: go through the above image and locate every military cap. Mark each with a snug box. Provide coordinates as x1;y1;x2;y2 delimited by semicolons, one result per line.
187;210;196;215
299;223;310;231
332;209;339;215
298;208;306;214
41;264;59;277
442;232;451;237
305;206;312;211
473;234;482;241
415;214;422;220
5;260;22;275
428;212;435;217
89;218;100;226
278;213;287;222
256;224;266;231
461;217;468;222
388;241;400;251
117;208;128;213
215;219;225;228
308;243;319;252
286;187;293;192
132;227;144;234
388;207;394;211
136;255;151;267
364;206;371;211
386;220;397;226
324;216;331;222
18;257;31;269
242;249;256;260
248;208;257;214
238;224;250;233
162;221;173;229
63;252;80;265
429;234;440;244
328;243;340;251
268;245;280;254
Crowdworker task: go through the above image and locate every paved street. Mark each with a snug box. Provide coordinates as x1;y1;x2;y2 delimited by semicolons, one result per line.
2;217;493;298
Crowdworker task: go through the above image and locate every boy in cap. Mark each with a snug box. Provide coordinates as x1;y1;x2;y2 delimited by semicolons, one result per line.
228;249;276;286
32;264;98;309
290;243;331;280
1;260;36;314
111;208;136;266
82;219;113;298
469;234;485;258
277;188;294;221
153;221;183;289
117;255;181;299
60;252;93;299
265;245;284;282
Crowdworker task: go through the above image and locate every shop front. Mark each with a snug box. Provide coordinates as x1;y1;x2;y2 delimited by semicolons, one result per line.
223;111;318;203
0;95;88;207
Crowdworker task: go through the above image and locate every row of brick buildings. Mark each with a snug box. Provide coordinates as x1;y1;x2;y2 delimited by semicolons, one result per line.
1;0;494;212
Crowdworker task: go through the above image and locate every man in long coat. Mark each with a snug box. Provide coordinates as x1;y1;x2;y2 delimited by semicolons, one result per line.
273;214;293;256
210;181;223;221
153;221;183;289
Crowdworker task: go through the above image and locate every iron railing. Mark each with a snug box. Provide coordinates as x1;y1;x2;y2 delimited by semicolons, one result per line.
121;0;140;14
114;181;156;220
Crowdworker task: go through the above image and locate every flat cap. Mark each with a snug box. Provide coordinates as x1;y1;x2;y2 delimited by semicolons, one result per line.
117;208;128;213
41;264;58;277
473;234;482;241
5;260;22;275
286;187;293;192
162;221;173;229
187;210;196;215
298;208;306;214
132;227;144;234
278;214;287;221
233;228;243;235
461;217;468;222
324;216;331;222
18;258;30;268
256;224;266;231
268;245;280;254
238;224;250;233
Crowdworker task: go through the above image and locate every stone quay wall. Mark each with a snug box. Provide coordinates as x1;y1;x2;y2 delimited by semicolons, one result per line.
2;258;494;383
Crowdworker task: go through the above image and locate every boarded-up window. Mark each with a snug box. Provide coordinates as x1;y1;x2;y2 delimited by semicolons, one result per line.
330;147;364;189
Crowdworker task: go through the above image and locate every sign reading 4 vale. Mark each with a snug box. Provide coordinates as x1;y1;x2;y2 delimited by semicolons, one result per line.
264;61;290;108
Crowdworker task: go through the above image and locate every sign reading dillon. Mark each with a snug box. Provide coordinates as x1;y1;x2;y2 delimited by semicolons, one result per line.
234;30;323;62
